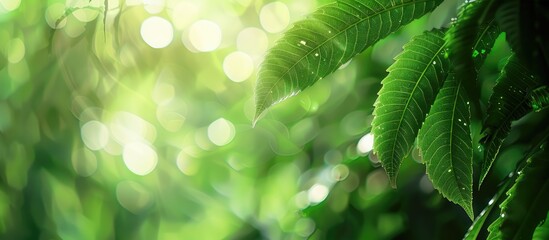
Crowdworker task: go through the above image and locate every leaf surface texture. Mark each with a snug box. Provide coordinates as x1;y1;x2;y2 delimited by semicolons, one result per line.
254;0;444;121
372;29;448;187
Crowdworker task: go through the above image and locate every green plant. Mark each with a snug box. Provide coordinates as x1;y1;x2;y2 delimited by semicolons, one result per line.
254;0;549;238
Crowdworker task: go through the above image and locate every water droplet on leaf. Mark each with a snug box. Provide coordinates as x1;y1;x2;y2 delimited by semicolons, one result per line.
472;50;479;58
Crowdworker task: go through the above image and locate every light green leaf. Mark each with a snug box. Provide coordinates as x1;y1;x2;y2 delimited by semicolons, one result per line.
487;217;504;240
372;29;449;187
254;0;444;123
530;85;549;113
479;55;541;186
487;145;549;240
418;73;473;219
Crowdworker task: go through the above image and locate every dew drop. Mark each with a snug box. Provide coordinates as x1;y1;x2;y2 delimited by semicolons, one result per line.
314;53;319;57
458;118;462;122
432;61;436;65
488;199;495;206
472;50;480;58
300;40;307;45
447;169;452;173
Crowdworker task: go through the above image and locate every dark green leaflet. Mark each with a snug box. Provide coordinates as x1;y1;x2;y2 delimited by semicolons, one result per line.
372;29;448;187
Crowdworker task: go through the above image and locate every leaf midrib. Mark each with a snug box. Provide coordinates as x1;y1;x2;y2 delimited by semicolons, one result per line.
256;0;435;114
449;79;469;204
388;42;446;172
481;92;530;184
484;87;533;160
472;18;496;52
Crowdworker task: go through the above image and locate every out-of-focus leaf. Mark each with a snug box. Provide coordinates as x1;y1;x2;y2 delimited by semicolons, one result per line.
533;214;549;240
254;0;444;123
418;73;473;219
445;0;500;96
479;55;541;186
372;29;449;187
487;145;549;240
496;0;549;80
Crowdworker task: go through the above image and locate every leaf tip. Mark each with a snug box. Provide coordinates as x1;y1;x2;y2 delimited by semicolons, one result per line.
253;108;267;127
390;182;397;189
463;203;474;221
478;169;490;190
389;177;398;189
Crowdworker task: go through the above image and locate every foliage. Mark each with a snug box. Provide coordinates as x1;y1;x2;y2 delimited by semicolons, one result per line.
256;0;549;238
2;0;549;239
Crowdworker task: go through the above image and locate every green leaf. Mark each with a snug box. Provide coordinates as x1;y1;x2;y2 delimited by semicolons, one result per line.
530;85;549;113
464;178;513;240
418;73;473;219
533;213;549;240
487;145;549;240
496;0;549;80
469;125;549;239
487;217;504;239
445;0;500;96
254;0;444;122
479;55;541;186
372;29;449;187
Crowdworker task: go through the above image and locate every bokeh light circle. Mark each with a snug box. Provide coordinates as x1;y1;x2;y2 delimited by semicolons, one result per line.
207;118;235;146
81;120;110;151
140;16;174;49
188;20;222;52
223;51;254;82
357;133;374;155
123;142;158;176
0;0;21;12
259;2;290;33
237;27;269;56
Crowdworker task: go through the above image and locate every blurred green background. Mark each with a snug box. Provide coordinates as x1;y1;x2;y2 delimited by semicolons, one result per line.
0;0;517;239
